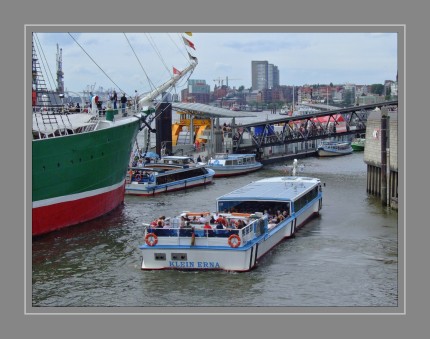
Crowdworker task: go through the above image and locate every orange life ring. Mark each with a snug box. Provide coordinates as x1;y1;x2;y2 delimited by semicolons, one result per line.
145;233;158;246
228;234;241;248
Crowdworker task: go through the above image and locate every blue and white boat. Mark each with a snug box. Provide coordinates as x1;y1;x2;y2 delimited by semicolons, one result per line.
138;171;323;271
125;156;215;196
317;140;353;157
205;153;263;177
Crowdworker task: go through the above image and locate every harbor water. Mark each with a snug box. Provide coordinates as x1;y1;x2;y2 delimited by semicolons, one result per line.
32;150;398;308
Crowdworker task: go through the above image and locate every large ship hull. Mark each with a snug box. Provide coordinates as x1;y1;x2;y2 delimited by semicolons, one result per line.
32;118;140;236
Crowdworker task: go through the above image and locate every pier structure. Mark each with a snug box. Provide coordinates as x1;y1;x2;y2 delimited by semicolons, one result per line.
363;107;399;209
153;101;398;169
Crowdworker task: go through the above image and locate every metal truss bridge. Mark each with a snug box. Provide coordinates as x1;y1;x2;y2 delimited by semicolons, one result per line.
229;101;398;153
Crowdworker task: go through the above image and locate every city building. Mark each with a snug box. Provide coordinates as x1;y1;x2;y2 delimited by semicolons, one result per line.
252;61;280;90
180;79;211;104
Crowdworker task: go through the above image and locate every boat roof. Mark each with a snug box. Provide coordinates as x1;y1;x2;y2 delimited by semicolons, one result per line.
172;102;257;118
217;176;320;202
212;153;257;160
161;156;193;160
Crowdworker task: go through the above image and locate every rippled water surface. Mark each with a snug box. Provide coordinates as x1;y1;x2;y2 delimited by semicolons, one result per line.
32;152;398;308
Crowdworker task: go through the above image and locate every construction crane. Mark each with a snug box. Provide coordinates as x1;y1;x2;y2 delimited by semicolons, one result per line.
213;76;242;87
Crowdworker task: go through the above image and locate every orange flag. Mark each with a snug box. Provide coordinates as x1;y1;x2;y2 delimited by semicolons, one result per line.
182;36;196;50
173;67;181;75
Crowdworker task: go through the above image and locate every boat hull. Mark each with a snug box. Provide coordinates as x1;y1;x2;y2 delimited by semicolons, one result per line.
207;164;263;178
139;197;322;272
125;173;214;196
32;117;140;236
317;149;353;157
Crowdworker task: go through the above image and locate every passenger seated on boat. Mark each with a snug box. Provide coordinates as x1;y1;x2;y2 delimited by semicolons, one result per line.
156;220;163;228
215;220;225;230
209;215;216;224
276;211;285;222
203;222;212;230
179;216;187;228
198;214;207;224
156;216;166;227
236;219;246;229
215;215;227;227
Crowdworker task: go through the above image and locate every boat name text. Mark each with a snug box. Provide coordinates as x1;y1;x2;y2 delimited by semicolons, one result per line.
169;261;220;268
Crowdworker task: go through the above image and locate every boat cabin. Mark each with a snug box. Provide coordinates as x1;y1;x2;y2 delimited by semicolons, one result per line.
208;153;258;166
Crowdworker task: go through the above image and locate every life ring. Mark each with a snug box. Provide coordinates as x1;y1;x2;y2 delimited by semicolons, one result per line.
135;174;142;181
228;234;241;248
145;233;158;246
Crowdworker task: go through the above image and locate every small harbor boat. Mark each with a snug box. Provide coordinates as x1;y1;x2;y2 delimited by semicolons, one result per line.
138;170;323;272
317;140;353;157
351;137;366;151
205;153;263;177
125;156;215;196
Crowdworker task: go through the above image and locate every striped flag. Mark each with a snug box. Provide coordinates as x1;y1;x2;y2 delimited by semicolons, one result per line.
182;36;196;50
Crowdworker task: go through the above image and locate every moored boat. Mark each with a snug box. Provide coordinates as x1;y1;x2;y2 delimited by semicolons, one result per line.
317;140;353;157
125;156;214;196
351;137;365;151
139;174;323;271
32;33;198;236
205;153;263;177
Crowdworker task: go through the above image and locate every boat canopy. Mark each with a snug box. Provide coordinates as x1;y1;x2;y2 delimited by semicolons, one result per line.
172;102;257;119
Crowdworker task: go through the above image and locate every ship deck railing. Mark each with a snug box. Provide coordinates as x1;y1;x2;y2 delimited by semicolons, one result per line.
143;216;266;247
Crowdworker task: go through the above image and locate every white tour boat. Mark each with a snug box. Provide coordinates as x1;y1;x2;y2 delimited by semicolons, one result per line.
138;170;323;271
205;153;263;177
317;140;353;157
125;156;215;196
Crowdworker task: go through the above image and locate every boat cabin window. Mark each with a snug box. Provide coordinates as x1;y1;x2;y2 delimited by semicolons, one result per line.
217;200;290;216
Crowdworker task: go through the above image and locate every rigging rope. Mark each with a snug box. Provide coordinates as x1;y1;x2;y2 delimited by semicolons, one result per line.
67;33;127;96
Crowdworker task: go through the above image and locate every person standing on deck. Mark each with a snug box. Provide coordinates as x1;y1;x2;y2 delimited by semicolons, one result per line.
111;90;118;110
120;93;127;116
134;90;139;112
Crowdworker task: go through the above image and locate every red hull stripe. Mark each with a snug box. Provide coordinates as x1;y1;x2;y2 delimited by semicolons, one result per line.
32;183;125;236
33;181;125;208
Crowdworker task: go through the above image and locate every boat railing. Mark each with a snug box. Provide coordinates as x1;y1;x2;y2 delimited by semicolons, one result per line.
33;109;103;139
143;215;266;246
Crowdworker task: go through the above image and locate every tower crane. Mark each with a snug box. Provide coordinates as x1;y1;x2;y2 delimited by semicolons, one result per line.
213;76;242;87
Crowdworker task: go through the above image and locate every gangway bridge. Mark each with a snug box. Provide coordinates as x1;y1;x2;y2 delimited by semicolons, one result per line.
228;101;398;153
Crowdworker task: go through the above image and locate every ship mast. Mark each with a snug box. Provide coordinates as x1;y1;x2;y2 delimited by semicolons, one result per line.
138;60;198;113
56;43;64;94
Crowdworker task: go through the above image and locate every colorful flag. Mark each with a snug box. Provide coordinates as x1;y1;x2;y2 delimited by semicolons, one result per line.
188;52;198;62
185;32;192;36
182;36;196;50
173;67;181;75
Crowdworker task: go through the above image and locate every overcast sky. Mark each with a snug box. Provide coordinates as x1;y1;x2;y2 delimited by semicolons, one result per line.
33;31;398;97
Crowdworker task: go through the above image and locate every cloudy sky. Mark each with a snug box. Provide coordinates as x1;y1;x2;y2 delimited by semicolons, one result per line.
33;31;398;97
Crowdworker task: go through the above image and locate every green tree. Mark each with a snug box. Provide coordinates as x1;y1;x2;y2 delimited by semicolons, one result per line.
343;89;353;106
385;86;391;100
370;84;384;95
